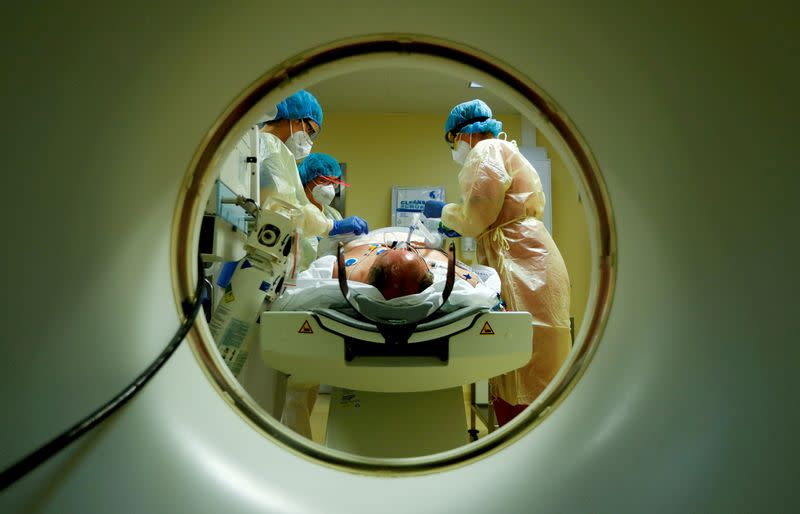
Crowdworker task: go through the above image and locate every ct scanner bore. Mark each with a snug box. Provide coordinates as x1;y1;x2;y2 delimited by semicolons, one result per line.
172;37;614;470
1;4;796;513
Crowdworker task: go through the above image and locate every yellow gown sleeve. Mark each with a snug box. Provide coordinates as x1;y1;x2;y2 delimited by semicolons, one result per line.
441;140;512;237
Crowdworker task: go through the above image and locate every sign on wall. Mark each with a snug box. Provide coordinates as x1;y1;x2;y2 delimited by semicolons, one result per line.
391;186;445;227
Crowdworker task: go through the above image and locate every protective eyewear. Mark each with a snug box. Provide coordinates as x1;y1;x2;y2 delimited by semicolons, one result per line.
302;119;319;140
316;174;349;187
445;115;489;148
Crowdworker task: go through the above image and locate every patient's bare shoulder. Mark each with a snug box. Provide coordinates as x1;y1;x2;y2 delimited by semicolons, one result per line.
417;248;480;287
331;243;386;281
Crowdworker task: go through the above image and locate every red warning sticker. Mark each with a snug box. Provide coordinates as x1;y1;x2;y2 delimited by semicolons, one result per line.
298;320;314;334
480;322;495;335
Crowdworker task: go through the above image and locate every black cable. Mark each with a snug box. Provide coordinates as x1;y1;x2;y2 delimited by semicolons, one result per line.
0;257;205;491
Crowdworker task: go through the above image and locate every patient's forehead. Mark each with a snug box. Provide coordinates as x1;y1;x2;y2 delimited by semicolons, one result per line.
374;246;424;263
367;246;431;300
369;247;426;276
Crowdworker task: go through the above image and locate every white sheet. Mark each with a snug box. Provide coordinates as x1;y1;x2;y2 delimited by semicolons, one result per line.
272;254;502;313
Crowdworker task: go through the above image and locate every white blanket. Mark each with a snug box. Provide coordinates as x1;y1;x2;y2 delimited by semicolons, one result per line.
272;254;502;313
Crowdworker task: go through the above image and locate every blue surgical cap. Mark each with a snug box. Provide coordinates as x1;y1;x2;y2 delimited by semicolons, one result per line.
444;99;503;140
298;153;341;185
274;90;323;130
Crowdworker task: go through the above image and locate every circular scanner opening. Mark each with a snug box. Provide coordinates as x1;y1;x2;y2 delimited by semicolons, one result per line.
172;35;615;475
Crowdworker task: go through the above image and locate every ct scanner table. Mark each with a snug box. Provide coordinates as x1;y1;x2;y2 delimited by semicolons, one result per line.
260;306;532;456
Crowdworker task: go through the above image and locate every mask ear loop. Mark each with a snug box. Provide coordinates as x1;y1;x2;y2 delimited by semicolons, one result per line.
497;130;518;147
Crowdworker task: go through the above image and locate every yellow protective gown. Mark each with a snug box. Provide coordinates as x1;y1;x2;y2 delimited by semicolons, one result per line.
441;138;571;405
258;132;334;273
258;133;334;437
315;204;344;258
281;203;342;437
294;203;343;270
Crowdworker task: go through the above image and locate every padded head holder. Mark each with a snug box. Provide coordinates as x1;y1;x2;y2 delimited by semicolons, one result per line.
337;241;457;343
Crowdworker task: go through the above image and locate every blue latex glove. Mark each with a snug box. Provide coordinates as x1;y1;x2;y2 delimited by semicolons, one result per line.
423;200;446;218
216;260;240;288
330;216;369;236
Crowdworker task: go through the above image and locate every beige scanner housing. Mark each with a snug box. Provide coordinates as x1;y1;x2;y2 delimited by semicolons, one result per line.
259;309;532;392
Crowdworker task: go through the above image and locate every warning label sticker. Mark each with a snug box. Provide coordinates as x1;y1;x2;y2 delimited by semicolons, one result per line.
480;322;495;335
298;320;314;334
338;389;361;408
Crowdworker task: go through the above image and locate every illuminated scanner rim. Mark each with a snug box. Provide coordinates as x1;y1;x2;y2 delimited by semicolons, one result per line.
171;34;616;476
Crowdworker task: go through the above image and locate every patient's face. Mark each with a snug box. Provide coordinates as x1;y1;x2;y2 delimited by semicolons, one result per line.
366;247;433;300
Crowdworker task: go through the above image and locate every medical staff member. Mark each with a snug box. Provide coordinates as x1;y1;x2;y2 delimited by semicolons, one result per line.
424;99;571;426
260;107;371;436
298;152;368;260
257;91;368;243
215;91;332;287
280;152;368;438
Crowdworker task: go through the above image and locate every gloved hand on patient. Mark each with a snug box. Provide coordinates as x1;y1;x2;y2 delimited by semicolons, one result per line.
329;216;369;236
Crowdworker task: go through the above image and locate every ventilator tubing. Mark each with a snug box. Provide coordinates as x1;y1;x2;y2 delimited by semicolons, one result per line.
209;209;295;376
409;212;443;248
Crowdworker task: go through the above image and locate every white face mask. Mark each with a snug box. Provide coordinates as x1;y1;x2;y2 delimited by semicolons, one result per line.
285;122;313;160
311;183;336;206
451;135;472;165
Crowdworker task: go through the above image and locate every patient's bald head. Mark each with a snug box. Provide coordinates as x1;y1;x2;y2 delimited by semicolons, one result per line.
366;247;434;300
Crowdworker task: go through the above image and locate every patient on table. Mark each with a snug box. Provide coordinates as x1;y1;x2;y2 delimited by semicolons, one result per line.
272;229;502;440
273;229;501;312
333;242;483;297
337;244;434;300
